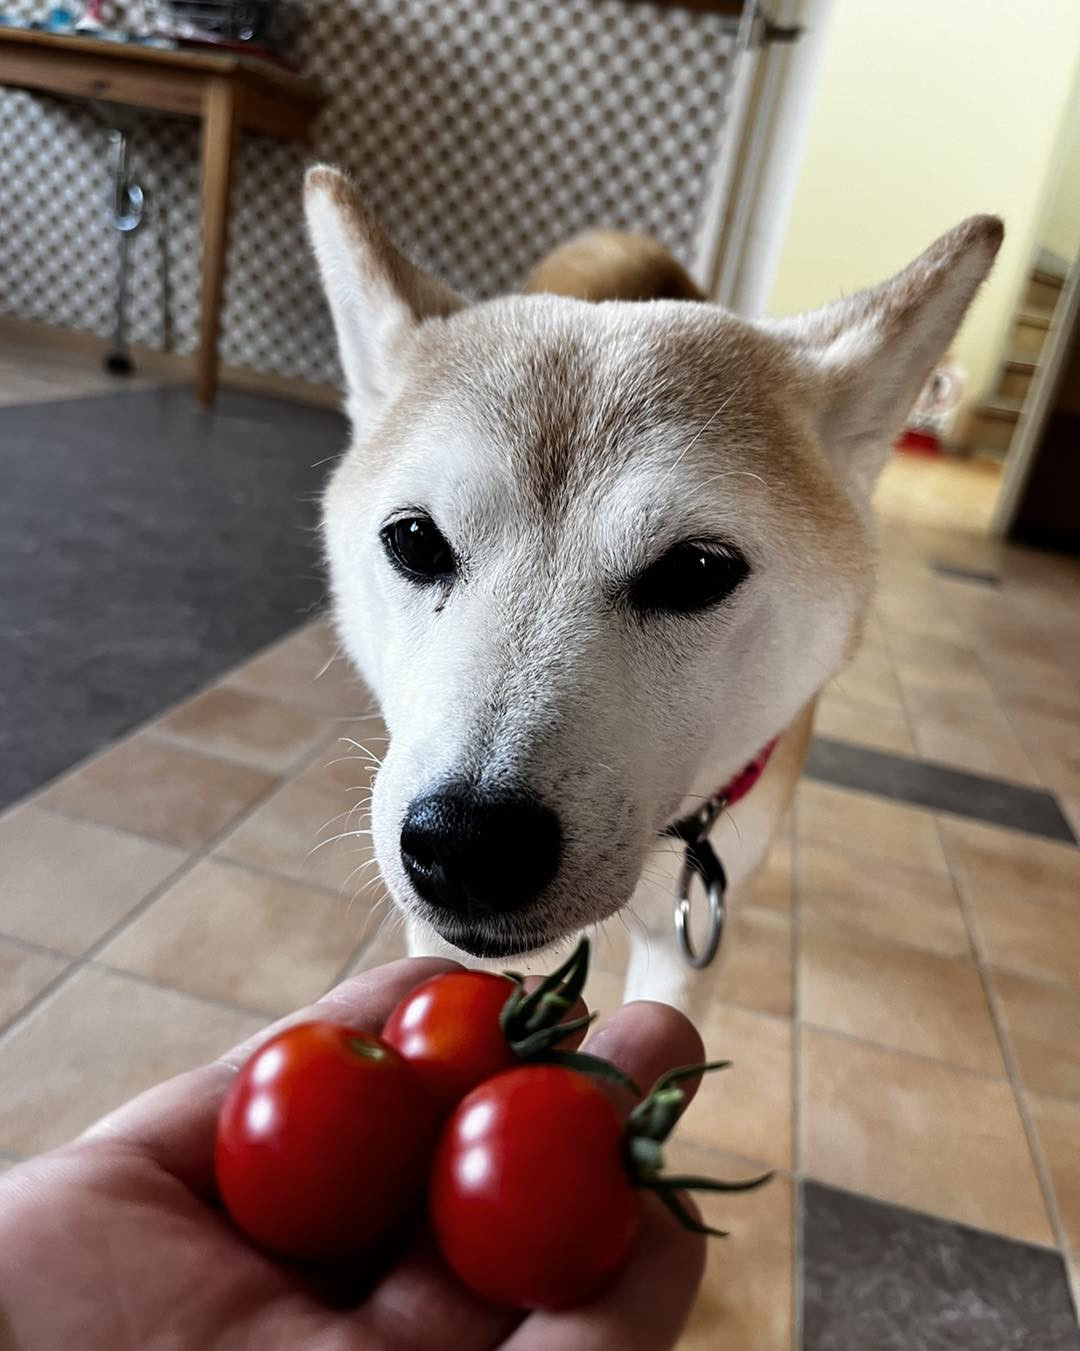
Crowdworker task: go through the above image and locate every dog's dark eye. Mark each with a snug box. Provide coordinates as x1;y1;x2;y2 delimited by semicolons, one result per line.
381;515;456;583
629;542;749;614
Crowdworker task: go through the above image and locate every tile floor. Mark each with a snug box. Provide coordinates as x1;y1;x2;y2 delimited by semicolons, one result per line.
1;356;1079;1346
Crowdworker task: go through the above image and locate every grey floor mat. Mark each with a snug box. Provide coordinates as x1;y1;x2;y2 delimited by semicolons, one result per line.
0;386;345;809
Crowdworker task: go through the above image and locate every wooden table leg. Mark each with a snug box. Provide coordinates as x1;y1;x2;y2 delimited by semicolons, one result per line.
196;76;238;408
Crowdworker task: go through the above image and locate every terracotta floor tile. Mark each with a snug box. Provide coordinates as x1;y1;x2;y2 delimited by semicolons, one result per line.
225;619;370;718
972;892;1080;988
1029;1093;1080;1252
0;966;262;1155
1005;686;1080;732
799;782;948;874
1011;713;1080;799
680;1004;792;1170
993;972;1080;1101
814;693;916;755
39;737;276;851
216;778;379;896
799;840;970;957
152;686;327;774
897;658;1000;706
0;940;68;1029
751;834;793;914
0;805;186;954
99;859;366;1017
347;919;409;974
913;720;1042;786
887;631;982;675
877;593;967;645
713;908;792;1018
899;677;1007;728
801;1028;1053;1245
986;656;1080;726
801;926;1003;1076
827;644;905;715
673;1156;792;1351
939;817;1080;914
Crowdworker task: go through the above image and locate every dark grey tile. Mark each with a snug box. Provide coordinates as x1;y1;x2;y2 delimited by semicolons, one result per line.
932;562;1002;587
0;387;346;809
803;1181;1080;1350
805;737;1077;845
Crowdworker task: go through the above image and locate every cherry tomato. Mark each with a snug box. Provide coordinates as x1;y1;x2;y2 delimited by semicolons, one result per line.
215;1021;437;1260
381;971;518;1110
430;1065;642;1309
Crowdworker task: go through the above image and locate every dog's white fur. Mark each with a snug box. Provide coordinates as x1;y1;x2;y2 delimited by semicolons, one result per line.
304;166;1001;1021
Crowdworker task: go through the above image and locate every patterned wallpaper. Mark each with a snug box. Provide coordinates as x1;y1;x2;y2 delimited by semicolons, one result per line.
0;1;743;383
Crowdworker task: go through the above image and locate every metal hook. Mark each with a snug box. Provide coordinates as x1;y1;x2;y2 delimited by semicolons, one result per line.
673;837;727;970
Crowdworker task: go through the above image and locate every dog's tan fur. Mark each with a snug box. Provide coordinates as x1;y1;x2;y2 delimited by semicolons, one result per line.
523;229;705;303
303;165;1001;1018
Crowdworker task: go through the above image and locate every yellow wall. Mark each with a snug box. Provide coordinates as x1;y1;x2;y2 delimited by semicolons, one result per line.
769;0;1080;423
1041;72;1080;263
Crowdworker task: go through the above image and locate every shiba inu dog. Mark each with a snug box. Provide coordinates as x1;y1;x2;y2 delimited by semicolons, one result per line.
304;164;1001;1019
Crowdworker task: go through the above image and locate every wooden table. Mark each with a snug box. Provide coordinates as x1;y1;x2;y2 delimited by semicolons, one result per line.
0;28;323;406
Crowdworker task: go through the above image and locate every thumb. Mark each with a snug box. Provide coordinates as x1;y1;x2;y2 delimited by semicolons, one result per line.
505;1191;706;1351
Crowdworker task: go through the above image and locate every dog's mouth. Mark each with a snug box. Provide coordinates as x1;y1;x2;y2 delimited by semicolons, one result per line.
429;911;566;960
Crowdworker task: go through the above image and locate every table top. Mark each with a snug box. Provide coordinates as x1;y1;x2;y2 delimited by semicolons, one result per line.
0;25;321;104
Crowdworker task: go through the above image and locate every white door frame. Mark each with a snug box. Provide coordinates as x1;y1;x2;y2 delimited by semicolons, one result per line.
695;0;836;315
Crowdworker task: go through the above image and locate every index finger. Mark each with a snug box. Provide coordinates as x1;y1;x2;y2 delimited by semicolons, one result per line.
78;957;460;1196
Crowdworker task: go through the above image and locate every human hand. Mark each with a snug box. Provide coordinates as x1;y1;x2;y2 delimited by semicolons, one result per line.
0;958;706;1350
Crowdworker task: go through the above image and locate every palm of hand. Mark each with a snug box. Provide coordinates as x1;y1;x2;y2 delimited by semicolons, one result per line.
0;959;705;1351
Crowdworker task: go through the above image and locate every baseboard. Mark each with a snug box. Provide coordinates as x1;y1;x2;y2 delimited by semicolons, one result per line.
0;315;343;411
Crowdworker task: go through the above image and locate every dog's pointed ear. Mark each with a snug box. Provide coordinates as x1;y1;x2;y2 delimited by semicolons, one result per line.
304;164;464;426
761;216;1003;496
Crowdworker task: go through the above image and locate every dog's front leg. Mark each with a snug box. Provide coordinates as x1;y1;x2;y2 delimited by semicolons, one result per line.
621;842;738;1024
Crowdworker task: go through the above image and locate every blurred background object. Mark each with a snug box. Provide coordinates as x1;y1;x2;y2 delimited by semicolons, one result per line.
148;0;304;57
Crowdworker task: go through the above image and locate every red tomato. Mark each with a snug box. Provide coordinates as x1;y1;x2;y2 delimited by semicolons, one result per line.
215;1021;437;1260
430;1065;642;1309
381;970;518;1110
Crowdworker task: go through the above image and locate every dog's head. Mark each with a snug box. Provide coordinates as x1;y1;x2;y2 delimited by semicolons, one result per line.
305;166;1001;957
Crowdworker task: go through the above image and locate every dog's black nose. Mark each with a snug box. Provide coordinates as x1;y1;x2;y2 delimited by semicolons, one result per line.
400;783;561;917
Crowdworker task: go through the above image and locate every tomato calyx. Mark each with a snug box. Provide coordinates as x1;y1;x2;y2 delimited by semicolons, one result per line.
345;1036;392;1061
501;939;639;1093
625;1062;774;1238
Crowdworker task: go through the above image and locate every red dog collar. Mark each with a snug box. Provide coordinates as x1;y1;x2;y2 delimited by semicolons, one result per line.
665;736;779;847
716;736;779;810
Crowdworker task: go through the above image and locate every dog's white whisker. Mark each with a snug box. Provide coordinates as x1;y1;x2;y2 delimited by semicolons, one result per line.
311;806;370;838
333;738;387;767
307;828;375;859
342;861;385;902
344;873;387;921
